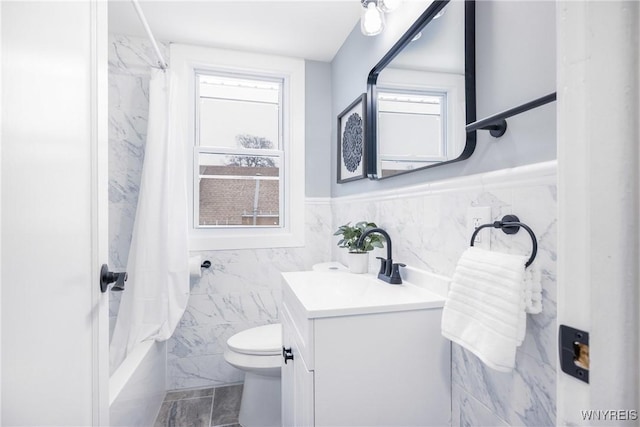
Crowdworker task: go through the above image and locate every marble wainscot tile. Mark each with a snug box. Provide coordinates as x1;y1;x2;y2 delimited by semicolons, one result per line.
179;289;280;328
452;384;509;427
171;201;332;388
332;198;379;227
108;78;149;269
168;324;233;360
509;353;556;426
168;321;271;360
452;344;556;426
418;191;481;276
191;249;306;295
518;285;557;366
487;185;558;366
108;36;154;341
191;251;271;295
303;201;333;267
168;353;244;390
189;252;245;295
376;196;432;271
109;34;168;76
171;285;279;386
452;344;513;420
255;247;308;275
109;74;151;115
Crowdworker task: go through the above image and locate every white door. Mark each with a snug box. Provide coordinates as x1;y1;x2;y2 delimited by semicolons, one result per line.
557;1;640;424
1;1;109;425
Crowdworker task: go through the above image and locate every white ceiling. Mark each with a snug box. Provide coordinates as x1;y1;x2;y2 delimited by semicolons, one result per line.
108;0;363;62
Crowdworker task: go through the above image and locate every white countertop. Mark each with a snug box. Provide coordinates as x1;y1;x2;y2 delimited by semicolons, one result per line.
282;270;446;318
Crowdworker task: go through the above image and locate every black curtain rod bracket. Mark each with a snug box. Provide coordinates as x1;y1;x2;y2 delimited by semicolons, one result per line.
478;119;507;137
467;92;556;138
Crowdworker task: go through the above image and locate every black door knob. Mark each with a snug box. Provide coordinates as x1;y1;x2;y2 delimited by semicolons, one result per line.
100;264;127;293
282;347;294;364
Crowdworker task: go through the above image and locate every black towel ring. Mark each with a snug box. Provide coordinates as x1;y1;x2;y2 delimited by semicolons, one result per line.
470;214;538;268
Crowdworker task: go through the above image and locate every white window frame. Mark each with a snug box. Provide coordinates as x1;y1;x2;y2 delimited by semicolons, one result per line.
171;44;305;250
194;71;284;229
377;68;465;160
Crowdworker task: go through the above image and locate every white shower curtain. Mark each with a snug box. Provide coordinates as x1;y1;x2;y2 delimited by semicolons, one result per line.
110;68;190;372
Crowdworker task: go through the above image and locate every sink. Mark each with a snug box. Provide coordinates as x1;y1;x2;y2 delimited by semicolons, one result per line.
281;270;446;318
280;268;452;426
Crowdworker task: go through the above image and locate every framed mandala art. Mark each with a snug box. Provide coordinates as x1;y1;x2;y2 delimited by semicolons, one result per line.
337;93;367;183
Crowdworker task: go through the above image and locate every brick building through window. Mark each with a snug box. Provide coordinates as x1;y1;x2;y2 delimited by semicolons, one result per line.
199;164;280;226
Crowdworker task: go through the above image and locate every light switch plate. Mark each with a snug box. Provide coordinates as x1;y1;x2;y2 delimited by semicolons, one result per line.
467;206;491;250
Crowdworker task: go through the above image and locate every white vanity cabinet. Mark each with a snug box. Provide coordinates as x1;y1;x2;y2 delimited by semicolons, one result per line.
281;271;451;427
281;300;315;427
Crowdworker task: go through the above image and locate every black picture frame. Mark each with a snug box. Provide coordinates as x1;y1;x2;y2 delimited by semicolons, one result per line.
337;93;367;183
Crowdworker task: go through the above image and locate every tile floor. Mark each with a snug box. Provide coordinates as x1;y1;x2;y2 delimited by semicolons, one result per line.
154;384;243;427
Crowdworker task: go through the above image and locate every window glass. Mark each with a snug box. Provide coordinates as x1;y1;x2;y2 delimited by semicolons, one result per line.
377;90;447;175
197;152;281;226
195;72;283;228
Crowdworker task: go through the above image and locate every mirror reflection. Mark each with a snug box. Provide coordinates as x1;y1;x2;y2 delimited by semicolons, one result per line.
369;0;475;178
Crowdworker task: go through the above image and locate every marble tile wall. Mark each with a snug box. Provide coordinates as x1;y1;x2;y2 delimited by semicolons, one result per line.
167;201;332;389
331;162;557;426
108;34;169;340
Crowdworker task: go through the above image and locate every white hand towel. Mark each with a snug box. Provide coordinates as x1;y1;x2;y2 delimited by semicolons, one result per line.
524;267;542;314
441;247;542;372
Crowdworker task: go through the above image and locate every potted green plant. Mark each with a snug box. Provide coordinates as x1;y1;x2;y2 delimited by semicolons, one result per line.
334;221;385;273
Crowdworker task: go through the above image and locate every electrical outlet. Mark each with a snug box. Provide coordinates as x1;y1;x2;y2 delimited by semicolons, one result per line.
467;206;491;249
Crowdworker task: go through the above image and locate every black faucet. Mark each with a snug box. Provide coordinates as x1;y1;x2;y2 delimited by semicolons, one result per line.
356;227;405;284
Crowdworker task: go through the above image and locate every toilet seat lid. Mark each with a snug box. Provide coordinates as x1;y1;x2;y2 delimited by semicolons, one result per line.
227;323;282;356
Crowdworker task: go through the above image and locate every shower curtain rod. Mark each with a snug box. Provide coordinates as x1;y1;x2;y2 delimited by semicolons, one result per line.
131;0;168;69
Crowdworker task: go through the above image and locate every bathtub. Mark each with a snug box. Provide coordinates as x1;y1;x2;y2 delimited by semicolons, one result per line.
109;340;166;427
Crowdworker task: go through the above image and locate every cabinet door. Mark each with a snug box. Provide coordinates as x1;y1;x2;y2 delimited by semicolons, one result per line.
282;309;315;426
282;320;295;427
293;353;314;427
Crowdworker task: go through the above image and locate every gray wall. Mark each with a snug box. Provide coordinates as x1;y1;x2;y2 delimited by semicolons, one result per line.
331;1;556;197
305;60;332;197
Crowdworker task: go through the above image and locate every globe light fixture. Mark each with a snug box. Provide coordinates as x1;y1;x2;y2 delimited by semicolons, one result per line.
361;0;385;36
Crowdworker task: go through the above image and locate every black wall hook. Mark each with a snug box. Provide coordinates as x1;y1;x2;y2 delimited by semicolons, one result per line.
470;215;538;267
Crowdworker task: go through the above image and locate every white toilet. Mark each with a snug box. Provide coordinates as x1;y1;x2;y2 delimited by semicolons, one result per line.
224;323;282;427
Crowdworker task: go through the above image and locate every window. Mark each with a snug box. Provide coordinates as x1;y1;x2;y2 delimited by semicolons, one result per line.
171;44;305;250
377;89;448;170
376;68;466;175
196;73;283;227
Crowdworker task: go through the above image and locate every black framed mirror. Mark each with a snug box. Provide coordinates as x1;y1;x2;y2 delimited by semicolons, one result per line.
366;0;476;179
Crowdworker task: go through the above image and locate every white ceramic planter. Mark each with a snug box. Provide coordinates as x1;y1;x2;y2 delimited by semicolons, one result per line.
347;252;369;274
